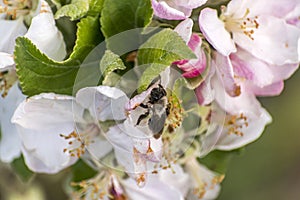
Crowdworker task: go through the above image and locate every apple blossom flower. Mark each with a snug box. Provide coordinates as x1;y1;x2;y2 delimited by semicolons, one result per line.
174;18;207;80
151;0;207;20
0;0;67;163
11;90;117;173
199;0;300;65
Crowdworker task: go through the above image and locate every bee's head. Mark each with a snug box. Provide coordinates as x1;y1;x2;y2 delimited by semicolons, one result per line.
149;84;167;104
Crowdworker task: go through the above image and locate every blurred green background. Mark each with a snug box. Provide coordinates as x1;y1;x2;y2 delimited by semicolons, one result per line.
1;70;300;200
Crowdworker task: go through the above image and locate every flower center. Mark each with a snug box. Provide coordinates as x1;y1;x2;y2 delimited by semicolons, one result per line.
222;8;260;40
186;158;224;199
225;113;248;136
72;172;127;200
0;0;32;20
60;124;100;158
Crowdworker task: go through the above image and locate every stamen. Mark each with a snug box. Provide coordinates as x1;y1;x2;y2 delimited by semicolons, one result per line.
0;69;18;97
225;113;248;136
71;172;128;200
223;8;260;40
165;92;184;133
0;0;32;20
60;124;99;158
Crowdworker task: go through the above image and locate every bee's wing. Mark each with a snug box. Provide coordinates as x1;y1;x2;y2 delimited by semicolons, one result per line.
148;104;168;138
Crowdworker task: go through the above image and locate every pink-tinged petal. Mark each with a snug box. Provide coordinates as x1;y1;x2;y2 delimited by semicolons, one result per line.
214;107;272;151
212;76;261;116
174;18;193;44
174;0;208;9
195;66;215;105
25;1;66;61
298;38;300;61
0;18;27;54
248;81;284;97
76;86;129;121
214;53;241;97
269;63;298;83
233;15;300;65
231;48;299;89
199;8;236;56
285;4;300;28
0;52;14;69
151;0;187;20
230;49;274;87
188;33;202;52
176;34;207;78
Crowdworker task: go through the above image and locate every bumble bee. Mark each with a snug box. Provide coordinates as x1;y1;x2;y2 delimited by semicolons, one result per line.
135;84;170;139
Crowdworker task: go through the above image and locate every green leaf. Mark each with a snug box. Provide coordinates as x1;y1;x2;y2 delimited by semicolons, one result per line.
100;50;126;79
101;0;153;38
137;29;196;92
88;0;104;16
11;156;34;182
15;16;103;96
55;0;89;20
199;149;244;174
71;159;97;182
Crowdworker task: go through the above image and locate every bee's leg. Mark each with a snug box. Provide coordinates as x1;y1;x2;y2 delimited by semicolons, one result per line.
136;111;150;125
166;103;171;116
139;103;149;109
153;130;163;139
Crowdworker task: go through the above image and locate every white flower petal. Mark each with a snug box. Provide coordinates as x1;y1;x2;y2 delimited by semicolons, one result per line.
25;1;66;61
76;86;129;121
174;18;194;44
0;18;27;54
18;125;78;173
11;93;83;172
12;93;83;130
159;164;190;196
185;159;221;200
86;137;113;160
122;172;185;200
151;0;188;20
0;84;25;162
106;125;140;173
199;8;236;56
174;0;207;9
0;52;14;69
